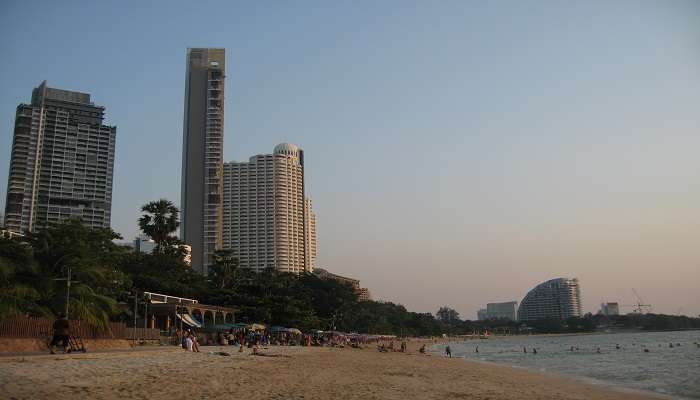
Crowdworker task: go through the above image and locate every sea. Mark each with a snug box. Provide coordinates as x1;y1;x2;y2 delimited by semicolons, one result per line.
437;330;700;399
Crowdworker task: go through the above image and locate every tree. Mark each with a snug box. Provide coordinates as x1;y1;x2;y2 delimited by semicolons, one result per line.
0;237;45;321
27;219;128;328
137;199;180;254
436;306;460;325
209;249;240;289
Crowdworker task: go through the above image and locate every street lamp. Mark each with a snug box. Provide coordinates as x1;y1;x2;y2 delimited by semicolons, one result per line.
53;264;76;319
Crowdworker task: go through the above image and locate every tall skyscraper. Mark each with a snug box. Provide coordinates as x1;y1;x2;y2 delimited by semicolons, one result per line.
181;48;225;273
517;278;582;322
4;81;116;233
304;198;317;272
222;143;312;273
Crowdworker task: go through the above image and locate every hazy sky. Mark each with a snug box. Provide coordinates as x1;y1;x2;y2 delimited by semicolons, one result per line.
1;1;699;318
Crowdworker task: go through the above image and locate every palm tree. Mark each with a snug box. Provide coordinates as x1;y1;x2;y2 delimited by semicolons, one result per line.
138;199;180;254
28;219;124;329
209;249;240;289
0;237;46;321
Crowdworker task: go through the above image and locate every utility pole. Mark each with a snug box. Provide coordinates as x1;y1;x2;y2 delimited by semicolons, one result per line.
64;265;71;317
144;293;149;329
133;289;138;344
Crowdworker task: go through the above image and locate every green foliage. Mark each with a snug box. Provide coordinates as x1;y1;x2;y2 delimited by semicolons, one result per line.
0;237;44;320
137;199;180;254
208;249;240;290
341;301;443;336
604;313;700;331
6;199;694;336
118;251;207;300
0;219;127;328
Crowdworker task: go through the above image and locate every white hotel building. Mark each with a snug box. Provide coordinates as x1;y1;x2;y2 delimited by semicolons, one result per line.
222;143;316;273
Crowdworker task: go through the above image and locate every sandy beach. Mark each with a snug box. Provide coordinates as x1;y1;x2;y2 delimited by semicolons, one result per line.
0;340;663;400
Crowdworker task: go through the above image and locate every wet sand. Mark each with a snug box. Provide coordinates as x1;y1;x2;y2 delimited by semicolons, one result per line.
0;340;663;400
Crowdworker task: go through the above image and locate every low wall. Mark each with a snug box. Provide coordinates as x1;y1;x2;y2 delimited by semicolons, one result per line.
0;338;133;354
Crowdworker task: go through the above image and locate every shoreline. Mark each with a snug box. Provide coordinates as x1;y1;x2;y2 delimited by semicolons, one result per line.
0;339;668;400
429;343;680;400
432;331;700;400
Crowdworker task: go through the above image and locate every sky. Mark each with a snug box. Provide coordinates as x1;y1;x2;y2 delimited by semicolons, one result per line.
1;0;699;319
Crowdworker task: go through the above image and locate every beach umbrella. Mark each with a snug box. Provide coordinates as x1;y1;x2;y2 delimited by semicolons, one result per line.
249;323;266;331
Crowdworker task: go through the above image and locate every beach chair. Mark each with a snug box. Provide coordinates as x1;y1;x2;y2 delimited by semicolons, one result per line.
66;335;86;353
46;334;86;353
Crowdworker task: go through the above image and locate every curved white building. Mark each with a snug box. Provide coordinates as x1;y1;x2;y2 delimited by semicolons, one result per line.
222;144;315;273
517;278;582;322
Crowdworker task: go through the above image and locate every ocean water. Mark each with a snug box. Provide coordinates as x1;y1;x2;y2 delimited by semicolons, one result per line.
439;330;700;399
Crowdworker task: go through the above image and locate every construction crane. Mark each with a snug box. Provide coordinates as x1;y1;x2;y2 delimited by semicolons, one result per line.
622;288;653;314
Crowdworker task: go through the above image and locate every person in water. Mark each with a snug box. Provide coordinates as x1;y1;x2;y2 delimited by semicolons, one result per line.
445;345;452;358
475;346;479;353
523;347;527;353
532;348;537;354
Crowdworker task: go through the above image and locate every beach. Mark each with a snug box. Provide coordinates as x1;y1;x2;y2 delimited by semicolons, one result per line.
0;340;664;400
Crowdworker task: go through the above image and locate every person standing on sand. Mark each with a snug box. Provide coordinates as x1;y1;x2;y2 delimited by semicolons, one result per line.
49;313;70;354
445;345;452;358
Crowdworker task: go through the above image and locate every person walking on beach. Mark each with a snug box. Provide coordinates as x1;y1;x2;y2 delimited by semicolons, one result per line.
445;345;452;358
49;313;70;354
191;331;201;352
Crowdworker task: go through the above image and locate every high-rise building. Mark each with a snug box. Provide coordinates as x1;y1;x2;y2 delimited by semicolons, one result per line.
222;143;310;273
4;81;116;233
181;48;225;274
477;301;518;321
599;302;620;316
517;278;582;322
304;198;317;272
357;287;372;302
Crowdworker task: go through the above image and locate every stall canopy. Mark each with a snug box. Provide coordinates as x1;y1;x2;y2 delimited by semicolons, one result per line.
176;313;203;328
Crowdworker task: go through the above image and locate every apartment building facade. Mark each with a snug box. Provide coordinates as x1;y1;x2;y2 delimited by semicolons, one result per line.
517;278;582;322
222;143;313;273
4;81;116;233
